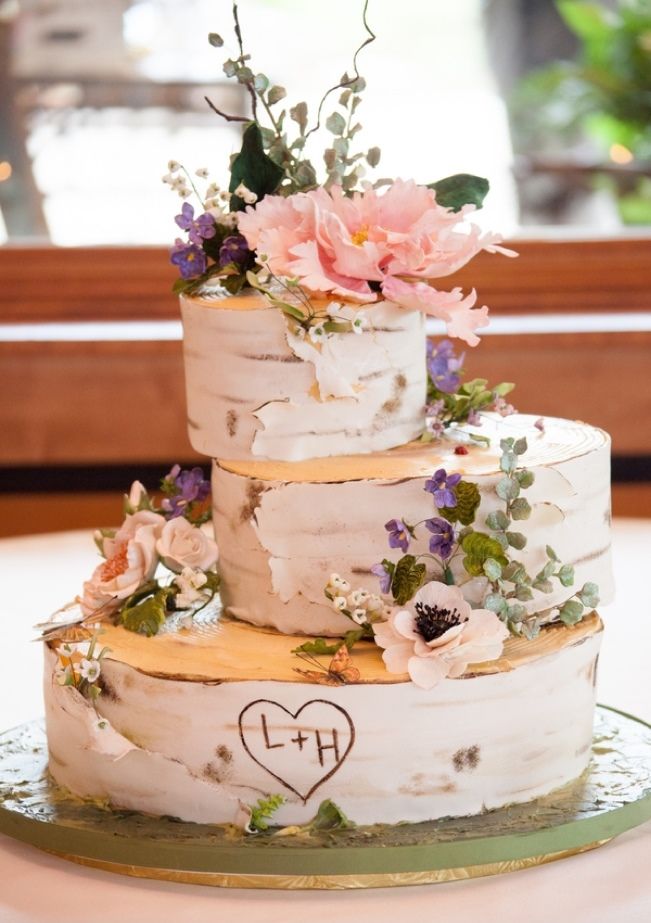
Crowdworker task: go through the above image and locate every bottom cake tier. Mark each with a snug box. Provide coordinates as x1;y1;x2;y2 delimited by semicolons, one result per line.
43;613;602;828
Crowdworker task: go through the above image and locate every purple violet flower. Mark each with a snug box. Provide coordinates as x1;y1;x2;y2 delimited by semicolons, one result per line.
219;234;252;268
427;339;464;394
174;202;216;246
424;468;461;508
170;238;207;279
385;519;410;553
162;465;210;519
371;562;392;594
425;517;456;559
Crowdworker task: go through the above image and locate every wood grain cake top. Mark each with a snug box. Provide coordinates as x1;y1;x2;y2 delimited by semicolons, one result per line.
182;289;369;313
218;415;609;483
89;611;602;684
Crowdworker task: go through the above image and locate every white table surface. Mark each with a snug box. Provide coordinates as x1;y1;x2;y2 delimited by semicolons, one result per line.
0;521;649;923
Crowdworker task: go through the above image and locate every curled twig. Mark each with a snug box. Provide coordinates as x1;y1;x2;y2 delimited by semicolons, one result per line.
232;2;258;120
204;95;248;123
304;0;376;142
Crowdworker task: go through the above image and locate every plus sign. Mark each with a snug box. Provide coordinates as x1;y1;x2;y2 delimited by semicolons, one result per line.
291;730;309;751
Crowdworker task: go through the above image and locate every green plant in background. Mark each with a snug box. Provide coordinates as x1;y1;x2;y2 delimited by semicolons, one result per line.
510;0;651;224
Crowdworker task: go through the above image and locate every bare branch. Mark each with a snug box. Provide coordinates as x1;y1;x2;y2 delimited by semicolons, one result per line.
204;95;248;123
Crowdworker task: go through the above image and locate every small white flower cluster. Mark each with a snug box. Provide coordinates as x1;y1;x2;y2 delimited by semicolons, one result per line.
55;641;102;687
162;161;236;224
304;303;368;344
324;573;387;626
174;566;209;609
162;160;192;199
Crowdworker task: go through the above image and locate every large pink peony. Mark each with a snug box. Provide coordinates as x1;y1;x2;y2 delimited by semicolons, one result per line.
238;180;515;345
373;581;509;689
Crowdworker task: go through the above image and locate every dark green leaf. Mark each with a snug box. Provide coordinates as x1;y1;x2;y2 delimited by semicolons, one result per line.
229;123;285;211
391;555;426;605
428;173;490;212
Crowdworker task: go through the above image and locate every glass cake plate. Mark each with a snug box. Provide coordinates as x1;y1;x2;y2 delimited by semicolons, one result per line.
0;705;649;890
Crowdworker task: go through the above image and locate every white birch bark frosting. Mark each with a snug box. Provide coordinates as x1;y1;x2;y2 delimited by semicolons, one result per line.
213;414;613;637
43;616;602;827
180;290;427;461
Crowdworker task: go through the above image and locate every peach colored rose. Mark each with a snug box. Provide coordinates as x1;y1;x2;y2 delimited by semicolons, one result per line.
373;582;509;689
97;510;165;559
81;523;159;618
238;180;515;344
156;518;218;574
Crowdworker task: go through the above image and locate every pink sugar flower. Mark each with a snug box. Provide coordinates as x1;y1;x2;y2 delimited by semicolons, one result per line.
238;179;516;344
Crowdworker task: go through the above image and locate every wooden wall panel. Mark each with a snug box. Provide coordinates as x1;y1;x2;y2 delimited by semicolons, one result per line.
1;330;649;466
1;238;650;322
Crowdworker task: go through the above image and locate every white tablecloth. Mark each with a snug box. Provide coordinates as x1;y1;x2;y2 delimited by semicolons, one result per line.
0;523;649;923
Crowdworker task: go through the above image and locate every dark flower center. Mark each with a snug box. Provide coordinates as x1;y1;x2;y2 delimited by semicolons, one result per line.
414;603;463;642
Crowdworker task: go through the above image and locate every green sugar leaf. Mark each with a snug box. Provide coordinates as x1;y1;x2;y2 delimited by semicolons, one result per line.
506;531;527;550
439;480;480;526
516;469;535;488
485;593;508;614
249;794;285;832
306;799;354;831
391;555;426;605
578;582;600;608
483;558;503;581
325;111;346;135
208;32;224;47
461;532;508;577
510;497;532;520
533;578;554;594
559;598;585;626
496;477;520;501
229;123;285;211
486;510;509;531
515;584;534;602
120;588;172;637
557;564;575;587
546;545;560;561
366;146;381;167
513;437;528;456
267;85;287;106
500;451;517;474
428;173;489;212
292;638;343;656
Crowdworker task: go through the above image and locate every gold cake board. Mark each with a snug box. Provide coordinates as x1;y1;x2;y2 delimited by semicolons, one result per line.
0;705;649;891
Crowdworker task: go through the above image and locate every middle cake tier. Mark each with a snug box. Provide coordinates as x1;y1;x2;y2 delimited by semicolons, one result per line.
212;413;613;637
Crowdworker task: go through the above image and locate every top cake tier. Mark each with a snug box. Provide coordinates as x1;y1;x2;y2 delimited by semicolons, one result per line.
180;290;427;461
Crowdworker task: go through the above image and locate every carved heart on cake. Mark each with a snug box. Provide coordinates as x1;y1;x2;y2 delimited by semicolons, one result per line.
238;698;355;802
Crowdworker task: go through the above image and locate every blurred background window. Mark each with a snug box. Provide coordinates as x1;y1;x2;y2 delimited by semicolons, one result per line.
1;0;648;248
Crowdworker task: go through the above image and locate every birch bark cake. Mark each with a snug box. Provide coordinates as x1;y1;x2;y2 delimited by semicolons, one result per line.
180;290;427;461
39;8;615;842
213;414;613;637
43;612;602;827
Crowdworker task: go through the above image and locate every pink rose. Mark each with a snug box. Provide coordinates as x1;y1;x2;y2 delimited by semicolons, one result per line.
156;518;218;574
238;179;516;344
98;510;165;559
81;523;159;619
373;582;509;689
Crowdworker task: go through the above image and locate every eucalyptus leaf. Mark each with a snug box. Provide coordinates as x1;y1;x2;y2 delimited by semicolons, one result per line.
515;584;534;602
267;85;287;106
510;498;532;520
533;578;554;594
289;101;308;134
485;593;508;614
500;451;517;475
557;564;575;587
326;111;346;135
506;531;527;550
578;582;600;608
366;146;381;167
517;469;535;488
208;32;224;47
559;598;585;626
496;477;520;501
483;558;503;581
486;510;509;531
513;437;528;456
